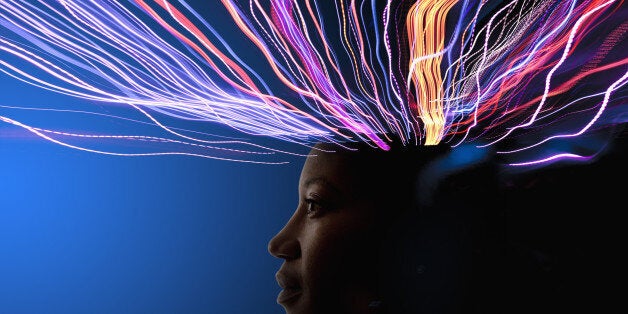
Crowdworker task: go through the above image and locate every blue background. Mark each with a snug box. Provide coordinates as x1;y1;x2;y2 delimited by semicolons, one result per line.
0;2;305;313
0;87;303;314
1;1;626;314
0;130;302;314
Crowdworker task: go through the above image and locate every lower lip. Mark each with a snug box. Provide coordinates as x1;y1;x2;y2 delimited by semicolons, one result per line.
277;288;302;304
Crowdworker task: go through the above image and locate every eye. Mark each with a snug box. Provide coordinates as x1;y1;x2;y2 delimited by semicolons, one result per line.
305;198;325;218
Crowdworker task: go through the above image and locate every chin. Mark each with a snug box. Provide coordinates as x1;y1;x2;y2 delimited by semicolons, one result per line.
280;297;334;314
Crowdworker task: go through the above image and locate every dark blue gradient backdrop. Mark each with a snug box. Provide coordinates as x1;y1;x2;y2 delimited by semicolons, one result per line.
0;3;303;313
0;133;301;314
2;2;626;314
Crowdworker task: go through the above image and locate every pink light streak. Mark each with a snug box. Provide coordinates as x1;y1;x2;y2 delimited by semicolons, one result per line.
0;0;625;165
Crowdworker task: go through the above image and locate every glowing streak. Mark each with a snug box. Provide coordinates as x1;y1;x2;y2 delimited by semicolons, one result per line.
486;0;618;145
501;67;628;153
508;153;590;166
0;115;288;164
406;0;459;145
0;0;625;166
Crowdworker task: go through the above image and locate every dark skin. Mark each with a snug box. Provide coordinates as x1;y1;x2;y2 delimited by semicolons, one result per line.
267;141;471;314
268;138;626;314
268;142;498;314
268;143;383;314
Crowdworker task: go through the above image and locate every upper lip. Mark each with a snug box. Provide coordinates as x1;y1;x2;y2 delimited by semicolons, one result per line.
275;270;301;290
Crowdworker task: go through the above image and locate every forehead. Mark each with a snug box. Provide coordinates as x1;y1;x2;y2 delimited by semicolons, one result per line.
298;142;444;191
299;148;357;191
299;143;405;190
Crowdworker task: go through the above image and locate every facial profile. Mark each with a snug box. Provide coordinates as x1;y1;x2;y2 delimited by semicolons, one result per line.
267;142;496;314
268;143;384;314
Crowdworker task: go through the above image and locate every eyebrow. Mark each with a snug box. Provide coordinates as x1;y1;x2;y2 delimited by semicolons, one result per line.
303;177;341;194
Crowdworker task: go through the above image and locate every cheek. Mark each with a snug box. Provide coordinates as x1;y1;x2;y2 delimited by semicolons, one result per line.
300;214;379;298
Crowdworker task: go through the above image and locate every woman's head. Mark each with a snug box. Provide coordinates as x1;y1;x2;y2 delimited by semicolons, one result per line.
268;141;500;314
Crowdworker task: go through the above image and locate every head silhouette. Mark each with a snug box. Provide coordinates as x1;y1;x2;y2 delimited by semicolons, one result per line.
268;141;501;314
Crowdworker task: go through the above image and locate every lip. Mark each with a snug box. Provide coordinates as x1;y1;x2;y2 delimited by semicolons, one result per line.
275;271;302;304
277;288;302;304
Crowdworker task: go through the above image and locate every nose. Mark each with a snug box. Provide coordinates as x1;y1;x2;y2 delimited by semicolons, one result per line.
268;212;301;260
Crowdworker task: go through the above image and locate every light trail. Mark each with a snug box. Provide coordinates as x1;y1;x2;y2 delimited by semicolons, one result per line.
0;0;625;165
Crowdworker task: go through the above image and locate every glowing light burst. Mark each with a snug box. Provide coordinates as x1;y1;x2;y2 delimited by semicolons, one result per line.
0;0;626;165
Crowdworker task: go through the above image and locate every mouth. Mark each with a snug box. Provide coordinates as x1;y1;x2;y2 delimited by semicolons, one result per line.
277;287;303;304
275;271;302;304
